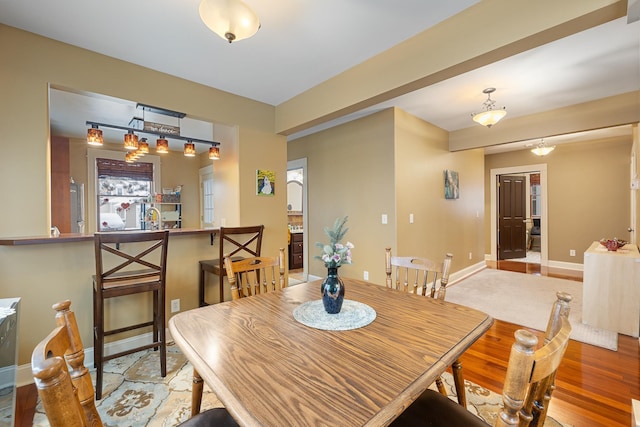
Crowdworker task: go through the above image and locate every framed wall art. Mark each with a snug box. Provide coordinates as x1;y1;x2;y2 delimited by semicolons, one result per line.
444;169;459;199
256;169;275;196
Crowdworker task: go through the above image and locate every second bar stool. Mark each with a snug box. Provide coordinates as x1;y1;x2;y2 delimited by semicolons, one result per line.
92;229;170;400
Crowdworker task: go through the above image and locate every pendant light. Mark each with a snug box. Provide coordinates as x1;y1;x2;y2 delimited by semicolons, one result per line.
124;131;139;150
156;138;169;154
209;145;220;160
184;141;196;157
199;0;260;43
472;88;507;128
531;139;555;156
87;124;103;146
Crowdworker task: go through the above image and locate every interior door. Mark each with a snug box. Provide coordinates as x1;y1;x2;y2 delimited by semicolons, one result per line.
498;175;527;259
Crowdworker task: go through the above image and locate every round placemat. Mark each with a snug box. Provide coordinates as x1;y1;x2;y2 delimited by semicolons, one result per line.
293;299;376;331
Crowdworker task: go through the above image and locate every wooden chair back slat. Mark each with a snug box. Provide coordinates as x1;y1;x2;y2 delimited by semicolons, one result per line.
224;248;286;300
385;247;452;298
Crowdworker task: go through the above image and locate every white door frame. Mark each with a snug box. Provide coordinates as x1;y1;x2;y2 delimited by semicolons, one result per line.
490;164;548;265
287;158;308;280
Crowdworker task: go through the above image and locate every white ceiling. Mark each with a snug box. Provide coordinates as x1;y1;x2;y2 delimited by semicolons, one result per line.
1;0;638;152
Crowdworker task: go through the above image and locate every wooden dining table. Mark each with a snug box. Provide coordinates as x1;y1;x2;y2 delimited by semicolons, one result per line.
169;278;493;426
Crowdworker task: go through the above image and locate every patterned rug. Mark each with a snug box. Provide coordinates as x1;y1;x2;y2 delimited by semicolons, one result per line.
33;345;570;426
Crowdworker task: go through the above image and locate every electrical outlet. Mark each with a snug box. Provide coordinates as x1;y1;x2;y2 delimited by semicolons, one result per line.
381;214;388;224
468;252;472;260
569;249;576;257
363;271;369;280
171;299;180;313
409;213;414;223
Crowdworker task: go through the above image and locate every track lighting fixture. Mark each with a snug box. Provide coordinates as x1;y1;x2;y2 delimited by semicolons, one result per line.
87;124;103;146
183;142;196;157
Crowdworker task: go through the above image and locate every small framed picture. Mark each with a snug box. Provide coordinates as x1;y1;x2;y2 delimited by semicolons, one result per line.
444;170;459;199
256;169;275;196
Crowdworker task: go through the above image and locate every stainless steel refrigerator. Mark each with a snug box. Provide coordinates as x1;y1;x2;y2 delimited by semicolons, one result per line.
70;181;85;233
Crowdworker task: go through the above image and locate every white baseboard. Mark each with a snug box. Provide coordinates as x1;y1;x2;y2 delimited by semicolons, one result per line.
633;399;640;427
449;261;486;285
17;329;174;388
547;260;583;272
484;253;584;272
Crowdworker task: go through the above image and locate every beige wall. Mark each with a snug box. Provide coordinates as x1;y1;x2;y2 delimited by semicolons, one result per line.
395;109;485;272
0;24;287;367
288;108;485;284
287;110;396;284
484;136;632;263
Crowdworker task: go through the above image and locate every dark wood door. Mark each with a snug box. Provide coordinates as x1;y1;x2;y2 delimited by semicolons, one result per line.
498;175;527;260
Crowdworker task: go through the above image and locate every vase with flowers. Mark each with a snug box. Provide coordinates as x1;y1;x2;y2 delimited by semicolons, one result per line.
315;216;354;314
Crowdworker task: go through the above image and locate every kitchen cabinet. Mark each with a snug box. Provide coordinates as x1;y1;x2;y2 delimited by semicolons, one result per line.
141;203;182;230
583;241;640;337
0;298;20;427
289;232;303;269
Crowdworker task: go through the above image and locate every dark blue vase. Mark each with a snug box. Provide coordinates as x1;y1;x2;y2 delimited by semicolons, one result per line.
321;267;345;314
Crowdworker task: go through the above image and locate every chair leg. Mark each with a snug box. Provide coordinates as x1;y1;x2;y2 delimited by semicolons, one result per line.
192;369;204;416
219;269;224;303
199;265;207;307
452;359;467;408
435;375;447;397
153;290;159;352
93;288;104;400
158;288;167;377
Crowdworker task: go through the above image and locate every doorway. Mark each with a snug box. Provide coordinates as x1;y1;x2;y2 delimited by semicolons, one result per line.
287;158;308;282
490;164;548;265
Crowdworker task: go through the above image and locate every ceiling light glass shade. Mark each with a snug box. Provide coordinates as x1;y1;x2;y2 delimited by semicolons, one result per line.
184;142;196;157
472;109;507;127
138;139;149;154
199;0;260;43
209;146;220;160
471;87;507;128
156;138;169;153
531;142;555;156
87;126;103;146
124;131;139;150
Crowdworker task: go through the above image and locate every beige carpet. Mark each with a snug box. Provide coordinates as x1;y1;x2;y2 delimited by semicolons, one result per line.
33;345;571;426
447;268;618;351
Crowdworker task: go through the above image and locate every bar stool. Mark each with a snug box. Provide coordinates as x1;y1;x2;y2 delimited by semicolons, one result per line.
198;225;264;306
93;230;169;400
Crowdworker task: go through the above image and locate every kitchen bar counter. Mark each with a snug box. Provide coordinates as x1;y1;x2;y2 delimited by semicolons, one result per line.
0;227;218;246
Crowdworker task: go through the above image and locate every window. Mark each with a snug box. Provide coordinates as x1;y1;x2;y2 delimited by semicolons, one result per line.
199;165;214;228
530;173;541;217
87;148;161;233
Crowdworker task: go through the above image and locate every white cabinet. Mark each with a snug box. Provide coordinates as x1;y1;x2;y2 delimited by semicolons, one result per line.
583;241;640;337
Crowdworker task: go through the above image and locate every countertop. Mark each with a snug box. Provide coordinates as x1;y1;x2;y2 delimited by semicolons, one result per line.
0;228;218;246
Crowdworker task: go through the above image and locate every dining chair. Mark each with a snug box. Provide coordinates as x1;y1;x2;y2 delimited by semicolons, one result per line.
92;230;169;400
384;248;464;405
32;300;238;427
390;291;573;427
198;225;264;306
191;248;286;416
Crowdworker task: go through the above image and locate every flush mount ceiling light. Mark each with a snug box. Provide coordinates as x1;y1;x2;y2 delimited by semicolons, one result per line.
472;88;507;128
199;0;260;43
531;139;555;156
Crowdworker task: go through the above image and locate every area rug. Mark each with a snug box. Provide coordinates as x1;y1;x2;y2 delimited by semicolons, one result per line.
447;269;618;351
32;346;571;426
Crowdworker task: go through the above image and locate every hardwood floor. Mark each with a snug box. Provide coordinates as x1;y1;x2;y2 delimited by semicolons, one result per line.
469;260;640;427
15;261;639;426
